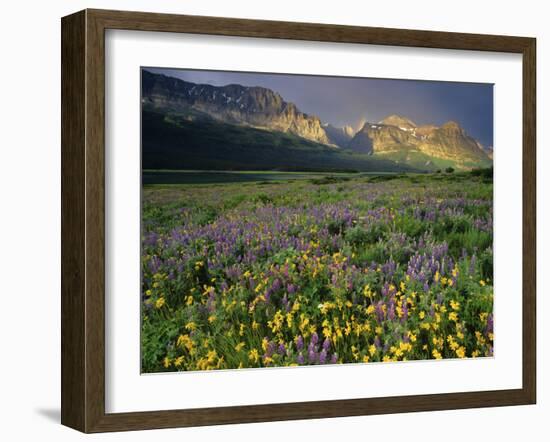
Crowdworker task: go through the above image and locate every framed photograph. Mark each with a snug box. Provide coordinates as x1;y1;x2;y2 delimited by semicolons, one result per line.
61;9;536;433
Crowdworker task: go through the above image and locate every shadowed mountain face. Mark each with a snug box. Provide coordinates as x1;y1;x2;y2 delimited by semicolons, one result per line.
142;70;330;145
142;70;492;171
323;124;356;147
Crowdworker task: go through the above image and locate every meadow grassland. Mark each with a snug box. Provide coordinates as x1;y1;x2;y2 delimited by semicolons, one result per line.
141;171;493;372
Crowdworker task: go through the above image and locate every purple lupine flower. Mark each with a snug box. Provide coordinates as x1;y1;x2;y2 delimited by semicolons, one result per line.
282;293;289;310
319;349;327;364
311;332;319;346
296;335;304;351
267;341;277;357
402;299;408;323
308;349;317;363
278;343;286;355
296;353;305;364
388;301;395;321
375;301;385;323
322;338;331;351
330;353;338;364
487;313;494;334
382;283;390;298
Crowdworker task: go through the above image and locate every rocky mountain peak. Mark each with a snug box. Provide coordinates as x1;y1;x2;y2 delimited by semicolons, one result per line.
440;121;463;132
343;125;356;137
348;116;491;169
380;114;417;129
324;123;357;148
142;70;492;171
142;70;330;145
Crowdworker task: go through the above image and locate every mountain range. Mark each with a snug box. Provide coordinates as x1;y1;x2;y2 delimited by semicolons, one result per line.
141;70;492;172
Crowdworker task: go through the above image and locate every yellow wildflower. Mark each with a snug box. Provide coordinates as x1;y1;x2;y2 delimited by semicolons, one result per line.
155;297;165;309
369;344;377;356
248;349;260;363
177;334;194;352
207;350;217;363
400;341;412;353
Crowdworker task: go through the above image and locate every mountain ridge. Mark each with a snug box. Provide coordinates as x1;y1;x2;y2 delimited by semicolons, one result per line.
142;70;331;145
142;70;492;171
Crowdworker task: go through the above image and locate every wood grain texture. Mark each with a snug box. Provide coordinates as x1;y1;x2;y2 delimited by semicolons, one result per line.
60;8;537;433
61;10;86;431
522;38;536;403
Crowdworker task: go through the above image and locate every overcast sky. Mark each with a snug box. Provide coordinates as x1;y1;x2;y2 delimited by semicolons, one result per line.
145;67;494;148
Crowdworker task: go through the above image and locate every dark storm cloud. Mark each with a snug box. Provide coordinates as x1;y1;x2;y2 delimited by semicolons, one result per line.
144;67;494;148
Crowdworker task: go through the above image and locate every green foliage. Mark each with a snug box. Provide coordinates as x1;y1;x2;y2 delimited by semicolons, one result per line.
310;175;351;185
142;110;418;173
141;173;494;372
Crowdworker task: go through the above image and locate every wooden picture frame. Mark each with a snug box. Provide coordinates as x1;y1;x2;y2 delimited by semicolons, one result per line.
61;8;536;433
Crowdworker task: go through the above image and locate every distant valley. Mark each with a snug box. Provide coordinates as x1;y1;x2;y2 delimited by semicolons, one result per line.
142;70;492;172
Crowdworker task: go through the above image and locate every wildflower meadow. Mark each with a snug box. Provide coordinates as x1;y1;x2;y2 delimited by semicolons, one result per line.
141;170;494;372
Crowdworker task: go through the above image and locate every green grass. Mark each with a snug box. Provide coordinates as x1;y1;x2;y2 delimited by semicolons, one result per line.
142;170;364;185
142;109;420;173
141;170;494;372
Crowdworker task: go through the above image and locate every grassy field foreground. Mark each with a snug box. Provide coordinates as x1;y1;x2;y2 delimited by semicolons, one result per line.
141;171;494;372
